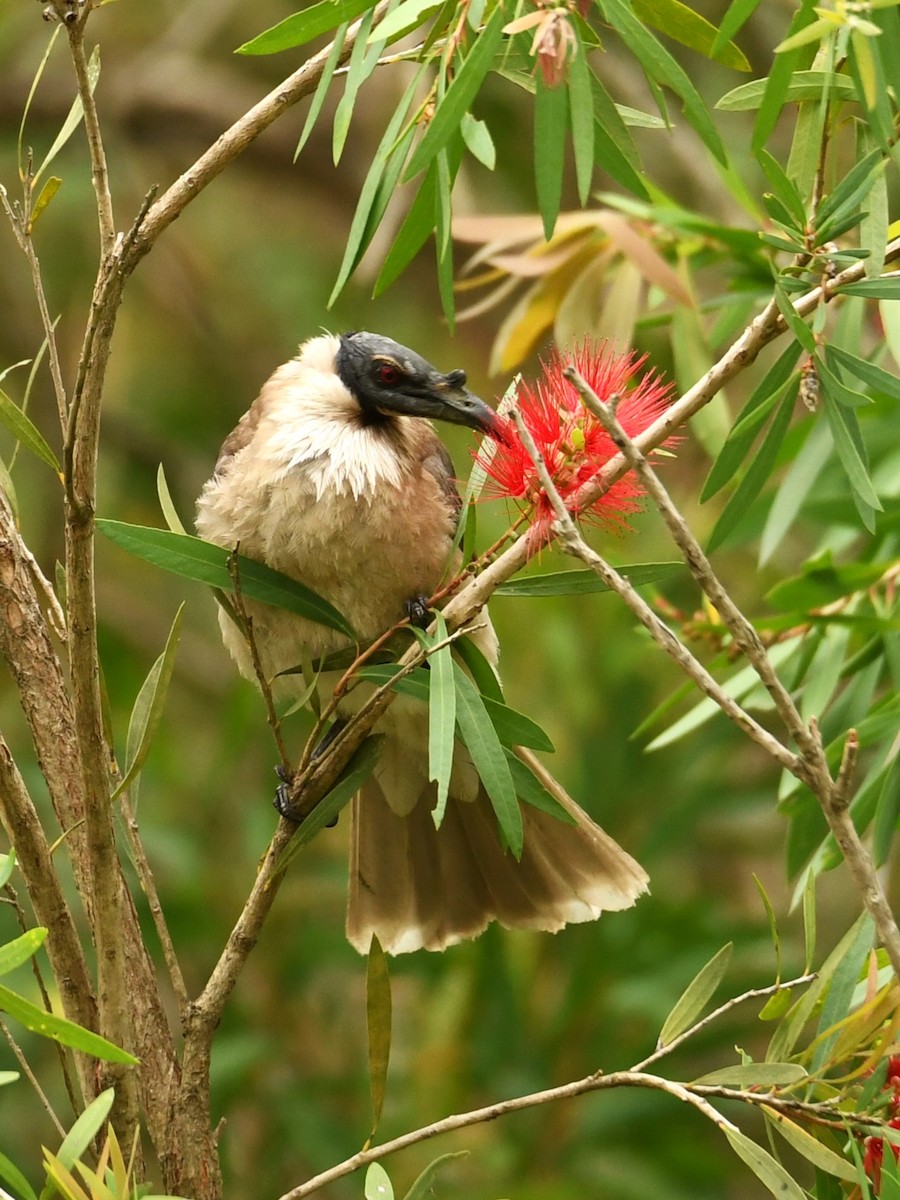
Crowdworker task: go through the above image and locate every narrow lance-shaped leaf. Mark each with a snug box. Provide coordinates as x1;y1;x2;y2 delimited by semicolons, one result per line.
750;0;818;150
57;1089;116;1175
34;45;100;185
598;0;727;163
403;4;505;180
658;942;733;1045
28;175;62;231
723;1126;808;1200
826;344;900;400
332;5;378;165
701;341;802;501
0;984;138;1063
567;39;594;206
811;913;873;1073
0;385;62;476
0;928;46;978
427;614;456;828
295;23;348;160
705;375;798;553
495;562;681;597
402;1153;470;1200
632;0;751;70
156;463;187;534
0;849;16;889
753;873;782;984
371;0;445;44
366;935;392;1137
112;603;185;802
763;1107;858;1182
822;387;882;513
330;71;423;304
453;663;523;858
534;74;568;240
236;0;373;54
0;1148;38;1200
97;520;354;637
692;1062;807;1087
711;0;763;57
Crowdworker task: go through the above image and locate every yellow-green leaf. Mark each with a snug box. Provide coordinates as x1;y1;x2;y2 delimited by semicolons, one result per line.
658;942;733;1046
366;935;392;1135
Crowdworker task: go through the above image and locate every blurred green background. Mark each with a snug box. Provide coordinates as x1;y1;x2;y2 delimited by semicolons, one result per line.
0;3;870;1198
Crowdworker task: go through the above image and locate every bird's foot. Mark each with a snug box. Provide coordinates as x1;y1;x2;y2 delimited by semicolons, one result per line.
405;594;432;628
273;764;299;822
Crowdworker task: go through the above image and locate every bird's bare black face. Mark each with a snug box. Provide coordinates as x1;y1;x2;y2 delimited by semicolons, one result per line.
337;332;501;437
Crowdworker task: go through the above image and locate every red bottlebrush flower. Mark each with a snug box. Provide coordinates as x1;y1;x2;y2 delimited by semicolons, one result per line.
478;341;674;542
864;1118;900;1193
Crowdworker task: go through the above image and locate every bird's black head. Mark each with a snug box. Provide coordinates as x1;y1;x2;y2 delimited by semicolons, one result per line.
336;332;502;437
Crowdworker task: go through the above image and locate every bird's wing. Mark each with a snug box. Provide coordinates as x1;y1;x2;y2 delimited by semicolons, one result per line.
420;435;463;528
212;398;266;476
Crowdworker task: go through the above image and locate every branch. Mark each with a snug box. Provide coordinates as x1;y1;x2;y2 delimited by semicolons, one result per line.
280;1070;736;1199
122;0;394;269
62;6;115;254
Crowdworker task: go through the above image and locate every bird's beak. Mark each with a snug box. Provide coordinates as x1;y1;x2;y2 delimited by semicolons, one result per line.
428;380;506;440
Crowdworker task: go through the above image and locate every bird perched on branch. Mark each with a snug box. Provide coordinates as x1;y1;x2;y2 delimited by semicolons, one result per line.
196;331;648;954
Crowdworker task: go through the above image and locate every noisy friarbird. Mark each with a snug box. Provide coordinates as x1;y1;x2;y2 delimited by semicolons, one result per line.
196;332;648;953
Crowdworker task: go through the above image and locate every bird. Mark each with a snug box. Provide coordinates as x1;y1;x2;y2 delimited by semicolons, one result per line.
196;331;649;954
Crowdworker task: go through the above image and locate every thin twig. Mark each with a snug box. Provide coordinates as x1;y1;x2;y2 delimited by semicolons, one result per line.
118;793;190;1022
0;1017;67;1140
279;1070;737;1199
63;10;115;254
508;406;802;775
632;973;818;1072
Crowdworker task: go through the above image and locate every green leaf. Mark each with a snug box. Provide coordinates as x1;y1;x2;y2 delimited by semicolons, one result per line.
404;5;505;180
658;942;733;1045
751;0;819;150
873;752;900;867
0;1072;19;1086
236;0;373;53
330;72;422;304
712;0;762;57
371;0;444;42
0;385;62;475
402;1153;470;1200
757;149;807;228
802;870;816;974
822;389;882;512
837;275;900;299
295;23;348;160
599;0;726;163
590;74;649;198
332;6;378;165
764;1108;857;1182
706;376;797;552
776;16;833;52
427;614;456;827
814;147;887;239
647;641;801;750
366;935;392;1133
57;1089;115;1173
506;752;577;825
827;344;900;400
760;417;830;565
0;1148;38;1200
534;75;567;240
452;635;503;703
97;521;353;637
723;1126;807;1200
701;343;802;502
29;175;62;230
34;46;100;185
112;604;185;802
365;1163;395;1200
567;44;594;206
374;163;439;295
453;663;523;858
692;1062;807;1087
632;0;751;70
811;914;873;1072
0;849;16;889
718;69;856;111
459;111;495;171
0;985;137;1063
0;928;47;977
280;736;384;864
753;873;782;982
766;553;889;612
773;283;816;354
156;464;187;534
495;562;681;596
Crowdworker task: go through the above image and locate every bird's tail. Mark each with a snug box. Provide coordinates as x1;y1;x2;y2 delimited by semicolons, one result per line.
346;746;649;955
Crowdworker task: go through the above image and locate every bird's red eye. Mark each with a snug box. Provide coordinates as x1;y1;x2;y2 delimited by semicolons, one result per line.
377;363;401;386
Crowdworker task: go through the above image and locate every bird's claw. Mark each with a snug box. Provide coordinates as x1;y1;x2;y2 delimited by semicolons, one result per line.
405;594;432;628
273;764;300;822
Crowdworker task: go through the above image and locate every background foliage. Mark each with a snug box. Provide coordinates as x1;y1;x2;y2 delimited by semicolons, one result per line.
0;1;898;1198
